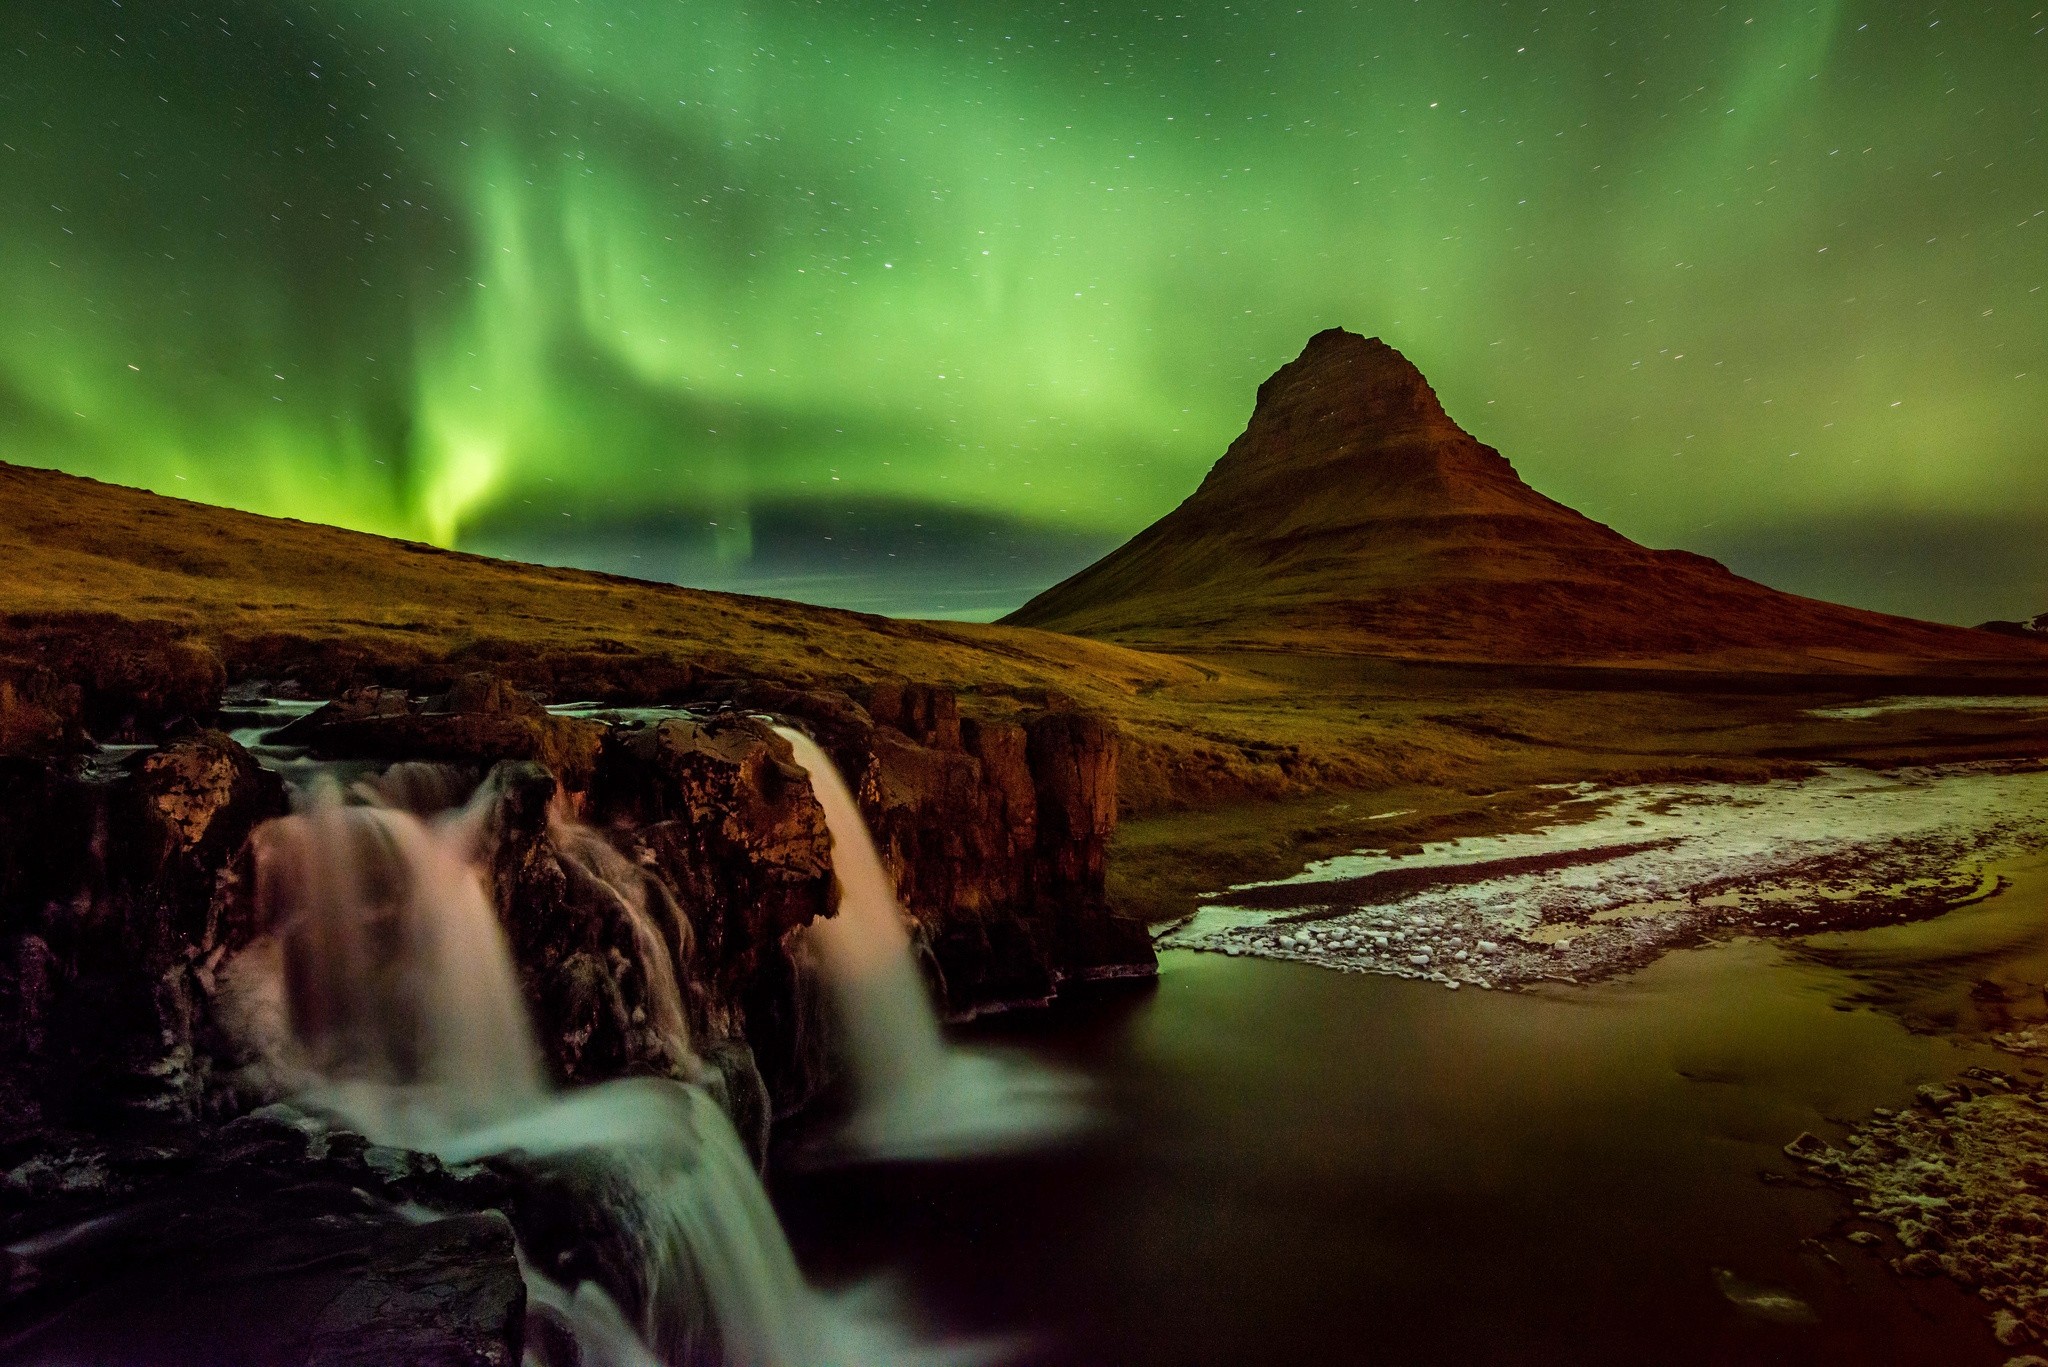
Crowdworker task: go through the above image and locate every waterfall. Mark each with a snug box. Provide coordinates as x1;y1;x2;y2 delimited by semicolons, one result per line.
250;784;547;1145
236;771;973;1367
775;728;1089;1161
549;817;697;1075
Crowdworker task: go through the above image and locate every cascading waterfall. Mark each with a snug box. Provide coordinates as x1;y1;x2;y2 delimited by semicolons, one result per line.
353;759;481;816
549;816;697;1074
775;728;1089;1161
234;770;975;1367
250;781;547;1145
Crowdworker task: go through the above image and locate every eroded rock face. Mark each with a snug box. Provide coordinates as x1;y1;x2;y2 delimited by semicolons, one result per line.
0;645;1155;1362
735;680;1152;1016
0;731;285;1128
583;716;835;1108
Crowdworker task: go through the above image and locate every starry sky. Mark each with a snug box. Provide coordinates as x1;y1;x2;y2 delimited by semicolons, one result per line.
1;1;2042;621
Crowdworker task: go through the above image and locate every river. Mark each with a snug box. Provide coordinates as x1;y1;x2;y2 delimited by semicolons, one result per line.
781;854;2048;1365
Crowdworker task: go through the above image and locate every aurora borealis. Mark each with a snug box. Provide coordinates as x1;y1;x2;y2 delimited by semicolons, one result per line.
1;2;2042;620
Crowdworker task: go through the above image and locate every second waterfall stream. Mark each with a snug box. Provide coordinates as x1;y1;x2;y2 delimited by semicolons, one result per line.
776;726;1090;1162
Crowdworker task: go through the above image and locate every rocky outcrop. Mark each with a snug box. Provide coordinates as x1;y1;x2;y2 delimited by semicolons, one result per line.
276;673;606;790
0;731;285;1129
732;680;1151;1015
2;664;1150;1135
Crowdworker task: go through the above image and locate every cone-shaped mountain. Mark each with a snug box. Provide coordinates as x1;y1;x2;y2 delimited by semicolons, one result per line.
1006;329;2046;672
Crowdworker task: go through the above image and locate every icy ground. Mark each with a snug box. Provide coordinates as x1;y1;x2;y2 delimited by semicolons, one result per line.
1806;695;2048;721
1159;763;2048;991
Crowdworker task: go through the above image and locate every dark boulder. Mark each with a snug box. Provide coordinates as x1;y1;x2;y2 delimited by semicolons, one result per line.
0;1119;526;1367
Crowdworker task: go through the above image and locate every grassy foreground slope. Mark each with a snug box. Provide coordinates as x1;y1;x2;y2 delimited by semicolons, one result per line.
1;459;1454;810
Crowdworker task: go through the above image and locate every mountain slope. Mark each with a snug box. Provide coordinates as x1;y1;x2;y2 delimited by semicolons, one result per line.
1006;329;2046;673
0;458;1201;701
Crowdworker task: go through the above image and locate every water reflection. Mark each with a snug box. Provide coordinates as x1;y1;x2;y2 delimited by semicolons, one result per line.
782;859;2048;1366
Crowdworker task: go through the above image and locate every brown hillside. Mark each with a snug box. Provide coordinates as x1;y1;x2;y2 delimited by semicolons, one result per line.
1006;329;2045;674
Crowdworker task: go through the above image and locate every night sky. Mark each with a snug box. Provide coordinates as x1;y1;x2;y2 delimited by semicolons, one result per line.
2;2;2042;621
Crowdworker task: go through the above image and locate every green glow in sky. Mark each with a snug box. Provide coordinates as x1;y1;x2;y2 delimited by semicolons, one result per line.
1;1;2042;619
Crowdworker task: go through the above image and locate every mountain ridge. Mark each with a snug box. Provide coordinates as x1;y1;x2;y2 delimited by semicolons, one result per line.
1005;329;2044;673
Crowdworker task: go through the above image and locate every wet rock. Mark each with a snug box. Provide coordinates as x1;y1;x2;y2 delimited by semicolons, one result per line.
0;730;284;1126
125;730;289;889
590;715;832;979
277;675;606;791
302;1212;526;1367
1915;1081;1967;1112
1;1129;526;1367
1792;1086;2048;1345
574;717;833;1104
718;684;1153;1016
1783;1131;1837;1164
2;663;1151;1143
453;761;702;1088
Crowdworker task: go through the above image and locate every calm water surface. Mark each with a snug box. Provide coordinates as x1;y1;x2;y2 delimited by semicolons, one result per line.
780;857;2048;1366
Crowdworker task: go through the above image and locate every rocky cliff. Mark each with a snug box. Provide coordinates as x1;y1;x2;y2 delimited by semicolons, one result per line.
0;663;1151;1140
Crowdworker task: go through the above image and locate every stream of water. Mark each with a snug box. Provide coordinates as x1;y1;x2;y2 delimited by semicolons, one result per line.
781;855;2048;1366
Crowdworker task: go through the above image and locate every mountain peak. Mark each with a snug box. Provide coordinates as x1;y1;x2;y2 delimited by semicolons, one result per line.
1253;329;1452;436
1191;329;1522;516
1005;327;2046;672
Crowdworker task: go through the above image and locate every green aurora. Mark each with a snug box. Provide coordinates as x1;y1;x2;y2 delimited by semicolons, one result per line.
1;1;2042;619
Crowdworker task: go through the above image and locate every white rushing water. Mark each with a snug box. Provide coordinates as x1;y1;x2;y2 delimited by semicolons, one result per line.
1161;763;2048;989
229;768;988;1367
774;727;1090;1162
1805;695;2048;721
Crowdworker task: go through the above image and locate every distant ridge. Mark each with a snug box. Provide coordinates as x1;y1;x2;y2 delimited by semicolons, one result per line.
1006;329;2048;674
1981;612;2048;641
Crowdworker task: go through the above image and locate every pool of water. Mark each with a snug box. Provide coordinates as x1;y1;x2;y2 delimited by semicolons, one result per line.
780;857;2048;1366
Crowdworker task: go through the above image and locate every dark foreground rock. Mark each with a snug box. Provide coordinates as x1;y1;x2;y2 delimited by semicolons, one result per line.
1;1114;526;1367
274;674;607;790
1;731;287;1129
